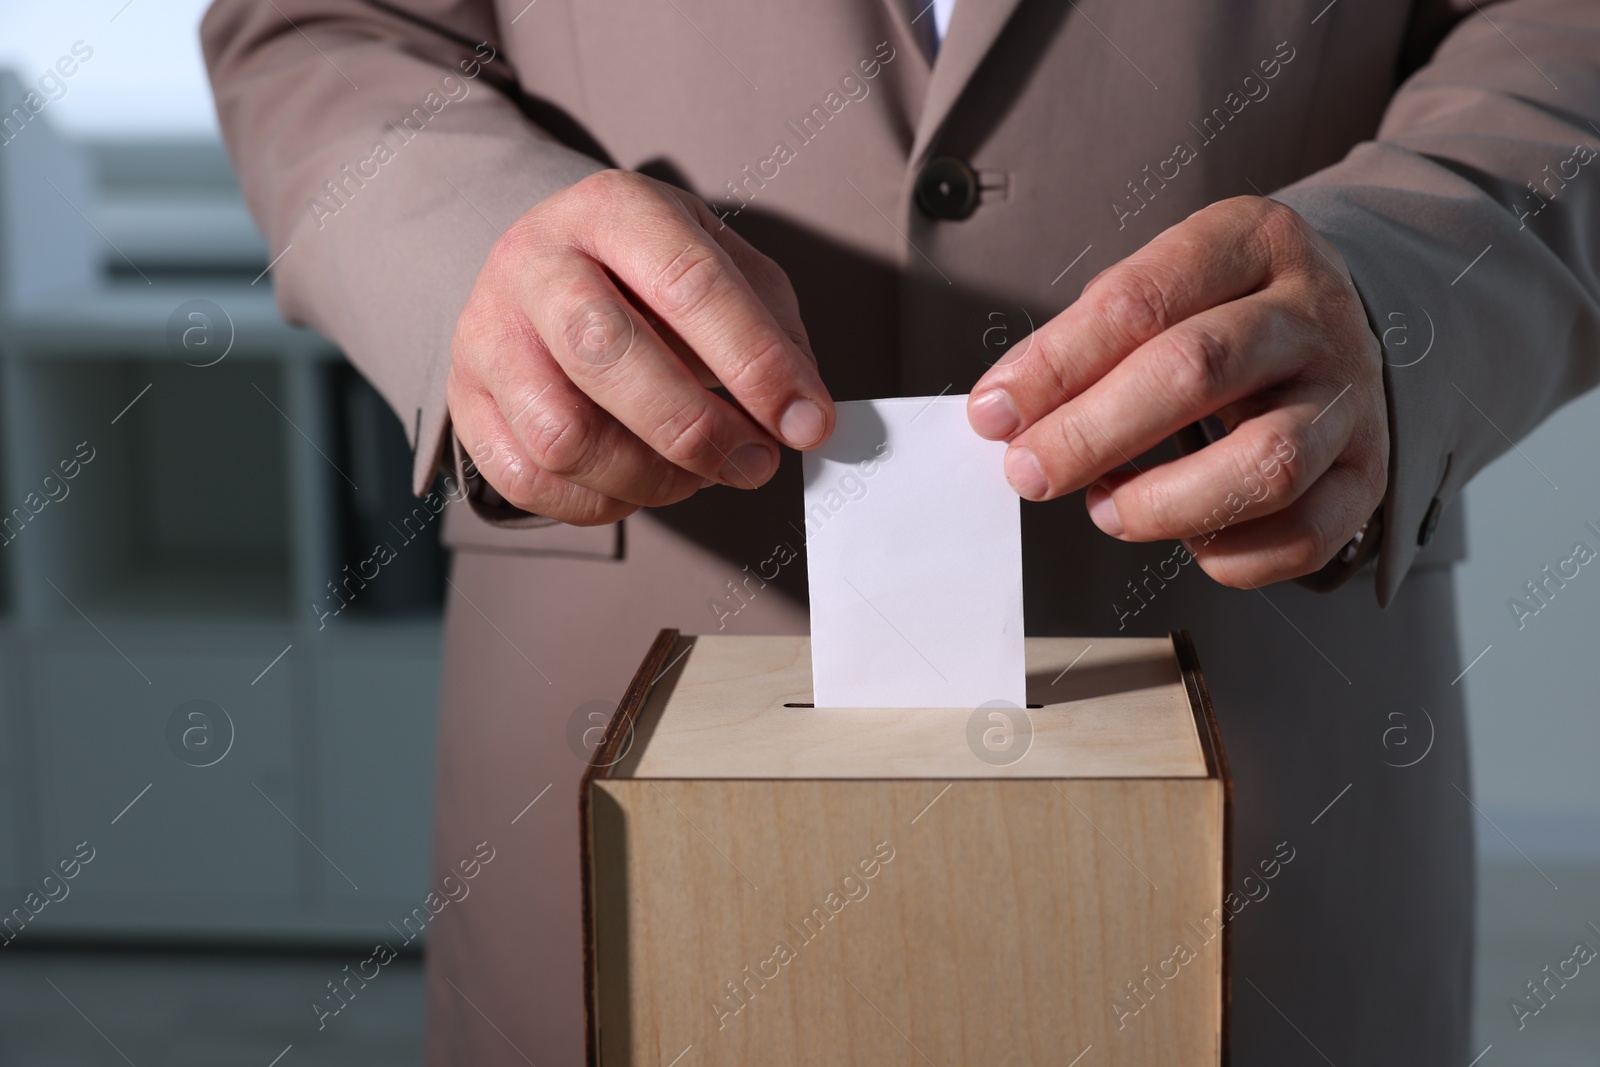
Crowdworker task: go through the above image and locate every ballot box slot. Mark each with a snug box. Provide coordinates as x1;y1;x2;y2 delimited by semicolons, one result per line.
781;701;1045;708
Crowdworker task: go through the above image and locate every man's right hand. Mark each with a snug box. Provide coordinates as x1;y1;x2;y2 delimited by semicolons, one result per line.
446;169;835;525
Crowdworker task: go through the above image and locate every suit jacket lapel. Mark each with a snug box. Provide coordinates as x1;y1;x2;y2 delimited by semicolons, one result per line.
908;0;1026;165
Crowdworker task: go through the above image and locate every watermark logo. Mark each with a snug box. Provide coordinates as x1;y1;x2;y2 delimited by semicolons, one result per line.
1;40;94;149
165;299;234;368
1507;521;1600;631
567;698;634;766
308;44;498;230
165;700;234;768
312;840;497;1031
709;840;895;1031
1381;705;1435;769
1510;922;1600;1031
574;306;635;367
712;41;898;228
966;700;1033;767
1378;307;1434;368
802;440;893;542
970;304;1037;368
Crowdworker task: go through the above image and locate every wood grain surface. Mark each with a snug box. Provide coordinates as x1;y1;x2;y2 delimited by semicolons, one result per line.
592;777;1223;1065
586;635;1227;1065
610;635;1209;780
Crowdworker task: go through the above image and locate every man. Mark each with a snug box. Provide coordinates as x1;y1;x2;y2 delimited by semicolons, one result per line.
203;1;1600;1062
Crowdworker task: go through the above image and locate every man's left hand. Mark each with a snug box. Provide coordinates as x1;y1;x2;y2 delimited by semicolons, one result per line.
967;195;1388;588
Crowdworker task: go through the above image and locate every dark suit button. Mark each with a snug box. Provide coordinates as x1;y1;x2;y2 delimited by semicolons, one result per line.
1417;496;1445;547
916;156;979;220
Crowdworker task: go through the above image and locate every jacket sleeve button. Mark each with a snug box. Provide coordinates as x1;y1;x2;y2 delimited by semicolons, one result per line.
1417;495;1445;547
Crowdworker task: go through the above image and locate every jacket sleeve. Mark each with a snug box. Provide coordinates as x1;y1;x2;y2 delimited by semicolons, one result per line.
201;0;608;496
1273;0;1600;606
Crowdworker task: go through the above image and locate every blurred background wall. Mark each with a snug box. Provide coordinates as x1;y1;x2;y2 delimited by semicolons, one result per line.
1455;405;1600;1063
0;2;1593;1064
0;3;439;1062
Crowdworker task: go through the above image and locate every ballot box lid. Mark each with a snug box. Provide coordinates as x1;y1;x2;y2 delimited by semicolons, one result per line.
588;631;1225;781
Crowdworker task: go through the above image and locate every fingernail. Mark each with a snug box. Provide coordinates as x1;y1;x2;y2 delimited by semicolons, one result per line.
779;397;825;448
1086;482;1124;536
699;476;716;489
722;443;776;487
1004;446;1048;500
969;389;1020;439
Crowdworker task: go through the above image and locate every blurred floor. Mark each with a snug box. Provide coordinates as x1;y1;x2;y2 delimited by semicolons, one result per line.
0;947;424;1066
0;858;1596;1064
1472;859;1600;1066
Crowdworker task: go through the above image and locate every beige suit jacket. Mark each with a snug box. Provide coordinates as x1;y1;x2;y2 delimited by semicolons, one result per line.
204;0;1600;605
202;1;1600;1063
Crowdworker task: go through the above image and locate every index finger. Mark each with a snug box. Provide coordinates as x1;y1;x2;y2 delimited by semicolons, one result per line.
578;178;835;450
968;196;1296;440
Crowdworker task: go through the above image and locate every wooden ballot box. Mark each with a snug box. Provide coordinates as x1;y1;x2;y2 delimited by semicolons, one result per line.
581;631;1231;1066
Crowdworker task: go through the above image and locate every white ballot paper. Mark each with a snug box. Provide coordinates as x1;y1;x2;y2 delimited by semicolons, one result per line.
802;395;1025;708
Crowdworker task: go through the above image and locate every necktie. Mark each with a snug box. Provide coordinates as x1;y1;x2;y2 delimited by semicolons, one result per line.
907;0;956;62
